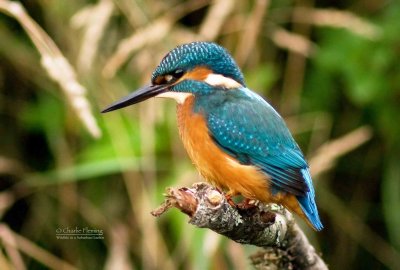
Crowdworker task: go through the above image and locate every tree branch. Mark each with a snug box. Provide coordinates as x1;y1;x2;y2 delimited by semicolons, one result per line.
151;182;327;270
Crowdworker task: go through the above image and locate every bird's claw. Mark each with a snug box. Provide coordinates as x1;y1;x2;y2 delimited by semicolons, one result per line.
225;193;237;207
236;198;258;210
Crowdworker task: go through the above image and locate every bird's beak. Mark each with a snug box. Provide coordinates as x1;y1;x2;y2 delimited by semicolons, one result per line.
101;84;169;113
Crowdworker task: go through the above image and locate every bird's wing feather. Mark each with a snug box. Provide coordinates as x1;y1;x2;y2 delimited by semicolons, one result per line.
206;88;309;196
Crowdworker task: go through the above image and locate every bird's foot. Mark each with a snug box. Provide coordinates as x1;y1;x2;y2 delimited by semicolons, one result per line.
236;198;258;211
221;189;241;207
224;193;237;207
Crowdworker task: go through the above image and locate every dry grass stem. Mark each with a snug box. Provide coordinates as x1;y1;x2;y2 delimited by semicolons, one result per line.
0;224;77;270
0;0;101;138
113;0;148;27
0;192;15;218
199;0;235;40
293;8;381;40
235;0;270;66
0;248;13;270
310;126;373;177
279;0;315;115
227;241;247;270
170;27;201;45
102;16;174;78
102;0;209;78
271;27;317;57
104;223;133;270
285;112;332;136
71;0;115;73
0;224;26;270
0;157;24;176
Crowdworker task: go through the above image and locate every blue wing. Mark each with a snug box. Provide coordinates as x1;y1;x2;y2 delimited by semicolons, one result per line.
200;87;322;230
204;88;309;196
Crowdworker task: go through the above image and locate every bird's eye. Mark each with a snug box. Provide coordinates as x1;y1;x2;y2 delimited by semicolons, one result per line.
165;69;184;83
173;69;184;79
154;69;185;85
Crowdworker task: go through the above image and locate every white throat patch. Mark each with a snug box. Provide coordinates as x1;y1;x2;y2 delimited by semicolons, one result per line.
156;92;192;104
204;74;242;89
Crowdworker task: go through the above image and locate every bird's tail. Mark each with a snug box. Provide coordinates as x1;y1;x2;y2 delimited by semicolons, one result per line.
297;168;323;231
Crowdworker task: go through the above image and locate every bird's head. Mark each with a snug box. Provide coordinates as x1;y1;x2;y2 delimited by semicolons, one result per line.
102;42;245;113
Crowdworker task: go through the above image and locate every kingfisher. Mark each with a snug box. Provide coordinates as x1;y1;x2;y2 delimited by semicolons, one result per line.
102;42;323;231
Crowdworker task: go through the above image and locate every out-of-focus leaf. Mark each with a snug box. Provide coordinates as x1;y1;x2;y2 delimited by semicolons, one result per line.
25;158;142;186
245;63;277;94
382;157;400;250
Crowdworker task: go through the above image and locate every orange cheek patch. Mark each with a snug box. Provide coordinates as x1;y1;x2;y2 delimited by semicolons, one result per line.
180;66;212;82
154;75;166;85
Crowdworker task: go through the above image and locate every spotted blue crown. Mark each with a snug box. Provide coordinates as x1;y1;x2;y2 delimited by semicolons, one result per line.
151;42;246;86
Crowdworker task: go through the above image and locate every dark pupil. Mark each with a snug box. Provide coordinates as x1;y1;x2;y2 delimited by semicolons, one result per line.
172;69;184;79
154;69;185;85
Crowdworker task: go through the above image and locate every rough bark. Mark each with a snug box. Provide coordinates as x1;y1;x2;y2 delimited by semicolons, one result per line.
151;182;328;270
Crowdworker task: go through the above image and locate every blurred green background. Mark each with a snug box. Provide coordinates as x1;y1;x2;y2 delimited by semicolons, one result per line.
1;0;400;269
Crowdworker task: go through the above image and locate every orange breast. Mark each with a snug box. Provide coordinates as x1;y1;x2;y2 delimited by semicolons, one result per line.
176;97;308;224
177;96;270;201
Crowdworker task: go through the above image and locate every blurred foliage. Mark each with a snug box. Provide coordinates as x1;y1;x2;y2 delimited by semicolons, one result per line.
1;0;400;269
